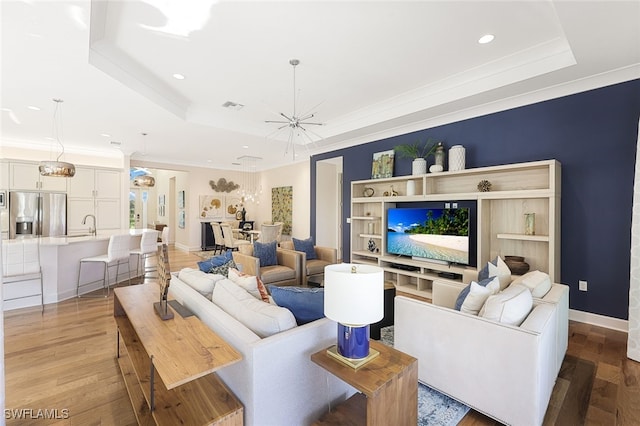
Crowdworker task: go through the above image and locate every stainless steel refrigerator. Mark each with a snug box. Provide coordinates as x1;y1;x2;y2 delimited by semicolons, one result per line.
9;191;67;238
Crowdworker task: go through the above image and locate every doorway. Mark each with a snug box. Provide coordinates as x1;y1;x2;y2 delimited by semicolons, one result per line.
129;188;149;229
315;157;343;261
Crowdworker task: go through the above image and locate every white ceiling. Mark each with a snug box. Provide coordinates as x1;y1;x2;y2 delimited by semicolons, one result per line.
1;0;639;171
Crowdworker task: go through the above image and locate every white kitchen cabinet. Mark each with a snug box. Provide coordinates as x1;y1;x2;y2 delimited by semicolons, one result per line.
68;167;120;199
0;161;8;189
67;166;122;233
9;162;68;192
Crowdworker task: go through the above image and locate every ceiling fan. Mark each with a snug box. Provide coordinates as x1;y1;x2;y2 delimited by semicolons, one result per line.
265;59;324;159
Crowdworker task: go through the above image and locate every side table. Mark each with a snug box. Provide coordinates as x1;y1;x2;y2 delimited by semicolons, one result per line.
114;284;244;425
311;339;417;425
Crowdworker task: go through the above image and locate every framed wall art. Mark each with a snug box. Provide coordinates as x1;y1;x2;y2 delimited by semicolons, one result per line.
199;195;223;219
371;149;394;179
272;186;293;235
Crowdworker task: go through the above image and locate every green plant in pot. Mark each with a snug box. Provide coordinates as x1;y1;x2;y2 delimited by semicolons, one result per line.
394;138;440;175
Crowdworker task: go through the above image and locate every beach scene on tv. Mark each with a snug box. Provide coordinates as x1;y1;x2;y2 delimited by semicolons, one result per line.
387;208;470;264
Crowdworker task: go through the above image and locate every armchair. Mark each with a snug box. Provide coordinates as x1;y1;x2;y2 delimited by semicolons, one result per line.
279;240;337;286
232;245;302;287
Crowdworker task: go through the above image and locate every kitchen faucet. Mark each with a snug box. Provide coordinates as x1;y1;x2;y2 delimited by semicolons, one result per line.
82;214;96;236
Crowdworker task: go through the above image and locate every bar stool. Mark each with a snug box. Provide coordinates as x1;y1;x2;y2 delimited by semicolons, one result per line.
130;230;159;283
77;234;132;298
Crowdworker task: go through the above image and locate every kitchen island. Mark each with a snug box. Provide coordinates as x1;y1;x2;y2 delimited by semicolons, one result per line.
8;229;153;309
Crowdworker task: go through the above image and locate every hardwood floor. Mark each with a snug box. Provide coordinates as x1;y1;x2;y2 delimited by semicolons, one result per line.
4;246;640;425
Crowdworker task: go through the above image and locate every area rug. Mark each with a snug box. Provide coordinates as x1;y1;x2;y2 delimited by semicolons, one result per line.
193;250;217;259
380;326;470;426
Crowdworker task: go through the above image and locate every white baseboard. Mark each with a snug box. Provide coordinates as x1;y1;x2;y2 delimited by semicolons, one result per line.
569;309;629;333
175;243;200;252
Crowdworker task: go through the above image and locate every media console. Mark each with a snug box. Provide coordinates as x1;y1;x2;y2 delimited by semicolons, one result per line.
350;160;560;300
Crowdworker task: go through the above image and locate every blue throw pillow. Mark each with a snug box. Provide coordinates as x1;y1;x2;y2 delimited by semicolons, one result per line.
268;285;325;325
254;240;277;267
197;250;233;273
454;276;497;311
293;237;317;260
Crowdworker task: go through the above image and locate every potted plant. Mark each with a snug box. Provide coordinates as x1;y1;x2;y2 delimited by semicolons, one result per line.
394;138;440;175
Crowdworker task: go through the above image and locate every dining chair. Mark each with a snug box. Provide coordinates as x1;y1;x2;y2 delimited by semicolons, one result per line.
220;223;251;251
77;234;132;298
211;222;226;253
259;224;281;244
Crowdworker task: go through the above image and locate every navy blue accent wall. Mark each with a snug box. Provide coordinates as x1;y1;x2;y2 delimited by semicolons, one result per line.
311;79;640;320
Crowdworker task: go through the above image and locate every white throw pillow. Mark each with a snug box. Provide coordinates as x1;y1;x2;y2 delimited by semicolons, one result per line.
460;277;500;315
177;268;224;299
510;270;552;298
480;283;533;326
228;267;263;300
479;256;512;290
211;279;296;337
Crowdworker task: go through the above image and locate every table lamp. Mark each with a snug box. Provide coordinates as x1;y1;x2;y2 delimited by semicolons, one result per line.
324;263;384;368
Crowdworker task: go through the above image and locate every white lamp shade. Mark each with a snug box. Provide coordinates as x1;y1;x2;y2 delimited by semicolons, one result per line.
324;263;384;326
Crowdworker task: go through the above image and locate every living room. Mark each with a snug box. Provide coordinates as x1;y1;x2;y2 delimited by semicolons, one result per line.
2;1;640;425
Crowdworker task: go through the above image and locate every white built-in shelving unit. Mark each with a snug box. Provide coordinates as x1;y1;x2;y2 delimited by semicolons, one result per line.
350;160;561;300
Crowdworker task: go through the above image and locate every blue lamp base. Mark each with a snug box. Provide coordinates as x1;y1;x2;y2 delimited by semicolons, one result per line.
337;323;370;359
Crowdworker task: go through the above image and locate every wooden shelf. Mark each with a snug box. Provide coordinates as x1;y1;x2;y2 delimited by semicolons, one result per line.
359;233;382;239
497;233;549;242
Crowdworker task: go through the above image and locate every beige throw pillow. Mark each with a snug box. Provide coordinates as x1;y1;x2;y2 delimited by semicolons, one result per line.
510;270;552;298
480;283;533;326
460;276;500;315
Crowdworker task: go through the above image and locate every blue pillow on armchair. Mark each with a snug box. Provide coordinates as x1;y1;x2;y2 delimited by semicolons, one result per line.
268;285;325;325
197;250;233;273
254;240;277;267
293;237;317;260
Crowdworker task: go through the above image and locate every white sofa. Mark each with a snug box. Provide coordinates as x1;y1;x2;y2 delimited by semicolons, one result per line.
395;279;569;426
168;275;356;426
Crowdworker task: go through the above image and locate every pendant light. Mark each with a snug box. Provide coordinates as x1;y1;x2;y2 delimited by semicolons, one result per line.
39;98;76;177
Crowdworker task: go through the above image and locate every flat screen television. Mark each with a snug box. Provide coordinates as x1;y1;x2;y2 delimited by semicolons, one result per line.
386;203;476;266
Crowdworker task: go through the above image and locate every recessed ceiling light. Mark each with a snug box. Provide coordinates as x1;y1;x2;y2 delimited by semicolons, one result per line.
44;137;55;141
242;145;249;149
478;34;495;44
100;133;111;137
207;159;212;163
173;73;185;80
27;105;41;111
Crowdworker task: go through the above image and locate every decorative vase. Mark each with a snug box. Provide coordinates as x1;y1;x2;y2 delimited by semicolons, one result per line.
429;165;443;173
524;213;535;235
367;222;375;234
406;180;416;196
434;142;445;169
504;256;530;275
448;145;466;171
412;158;427;175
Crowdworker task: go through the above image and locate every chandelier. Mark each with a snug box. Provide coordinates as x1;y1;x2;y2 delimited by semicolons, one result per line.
238;156;262;203
265;59;323;159
39;99;76;177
